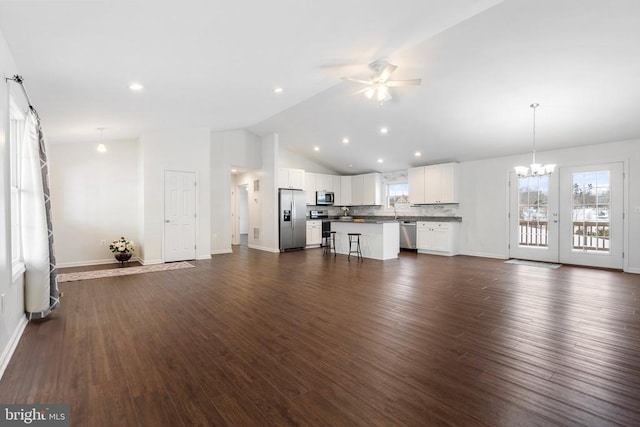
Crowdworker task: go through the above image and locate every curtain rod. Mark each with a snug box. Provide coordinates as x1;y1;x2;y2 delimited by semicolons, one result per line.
6;74;38;117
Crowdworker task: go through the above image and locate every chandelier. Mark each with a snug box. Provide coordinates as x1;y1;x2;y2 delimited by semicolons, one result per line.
514;103;556;177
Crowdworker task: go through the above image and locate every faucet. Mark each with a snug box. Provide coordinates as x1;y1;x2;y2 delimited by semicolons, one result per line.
393;205;397;220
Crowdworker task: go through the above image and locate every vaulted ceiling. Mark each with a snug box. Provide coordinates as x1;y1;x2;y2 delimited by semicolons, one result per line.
1;0;639;174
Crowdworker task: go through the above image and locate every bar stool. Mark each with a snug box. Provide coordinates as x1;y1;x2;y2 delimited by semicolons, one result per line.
347;233;363;262
322;231;337;256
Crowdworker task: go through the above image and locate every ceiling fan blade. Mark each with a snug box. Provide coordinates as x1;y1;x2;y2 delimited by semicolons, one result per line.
386;79;422;87
342;77;373;85
377;63;398;83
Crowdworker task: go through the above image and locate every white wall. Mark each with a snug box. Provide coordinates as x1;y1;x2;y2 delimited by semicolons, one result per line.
0;32;29;377
459;139;640;273
140;128;211;264
279;148;336;174
49;139;140;267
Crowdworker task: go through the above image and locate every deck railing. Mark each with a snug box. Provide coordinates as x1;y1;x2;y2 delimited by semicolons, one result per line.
518;220;610;252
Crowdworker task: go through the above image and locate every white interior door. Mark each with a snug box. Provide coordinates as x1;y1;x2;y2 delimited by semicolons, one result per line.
558;163;624;269
509;172;559;262
164;171;196;262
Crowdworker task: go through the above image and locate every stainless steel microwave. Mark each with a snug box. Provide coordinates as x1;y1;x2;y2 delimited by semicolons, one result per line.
316;191;334;205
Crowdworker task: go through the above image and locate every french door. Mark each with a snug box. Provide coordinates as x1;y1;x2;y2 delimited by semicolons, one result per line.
509;162;624;269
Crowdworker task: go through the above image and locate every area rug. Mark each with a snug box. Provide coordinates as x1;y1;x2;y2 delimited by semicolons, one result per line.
504;259;562;269
57;261;195;283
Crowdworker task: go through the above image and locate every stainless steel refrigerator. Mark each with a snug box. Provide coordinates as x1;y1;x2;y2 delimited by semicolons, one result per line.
279;189;307;251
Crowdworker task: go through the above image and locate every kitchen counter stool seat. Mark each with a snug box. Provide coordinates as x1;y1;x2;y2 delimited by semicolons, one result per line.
322;231;336;256
347;233;363;262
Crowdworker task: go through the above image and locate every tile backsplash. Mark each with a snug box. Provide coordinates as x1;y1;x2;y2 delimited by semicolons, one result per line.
325;204;459;218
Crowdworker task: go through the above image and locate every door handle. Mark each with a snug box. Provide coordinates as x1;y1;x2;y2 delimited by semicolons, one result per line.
165;219;170;223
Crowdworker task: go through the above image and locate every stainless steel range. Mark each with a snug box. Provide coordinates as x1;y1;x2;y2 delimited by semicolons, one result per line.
310;210;331;233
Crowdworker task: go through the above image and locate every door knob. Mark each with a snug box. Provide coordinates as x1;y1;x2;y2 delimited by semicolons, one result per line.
164;219;170;223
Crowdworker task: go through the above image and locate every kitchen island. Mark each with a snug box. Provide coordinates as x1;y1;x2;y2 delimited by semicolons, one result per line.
330;220;399;260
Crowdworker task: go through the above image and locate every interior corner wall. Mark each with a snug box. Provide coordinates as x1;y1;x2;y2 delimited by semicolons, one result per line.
141;128;211;264
210;129;261;255
255;133;279;252
48;139;140;267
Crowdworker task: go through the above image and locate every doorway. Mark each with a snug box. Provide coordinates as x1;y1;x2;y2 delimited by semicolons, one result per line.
164;170;197;262
509;162;624;269
236;184;249;246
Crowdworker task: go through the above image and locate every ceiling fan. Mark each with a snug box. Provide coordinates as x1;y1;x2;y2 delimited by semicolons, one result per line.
343;60;421;104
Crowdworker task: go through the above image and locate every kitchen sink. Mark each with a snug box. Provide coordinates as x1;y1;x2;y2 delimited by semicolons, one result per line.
339;216;353;221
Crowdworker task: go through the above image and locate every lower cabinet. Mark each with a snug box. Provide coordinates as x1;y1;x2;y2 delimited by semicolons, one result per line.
416;222;459;256
306;220;322;246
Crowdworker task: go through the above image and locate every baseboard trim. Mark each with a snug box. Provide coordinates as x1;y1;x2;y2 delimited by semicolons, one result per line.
197;255;212;260
248;244;280;253
458;251;508;260
0;315;28;381
210;249;233;255
56;256;142;268
140;259;163;266
624;267;640;274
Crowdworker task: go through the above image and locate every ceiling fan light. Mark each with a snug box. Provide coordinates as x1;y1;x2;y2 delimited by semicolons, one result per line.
514;166;529;177
377;85;390;101
364;87;375;99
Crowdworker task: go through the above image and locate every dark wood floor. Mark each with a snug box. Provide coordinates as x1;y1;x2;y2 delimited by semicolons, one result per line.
1;247;640;426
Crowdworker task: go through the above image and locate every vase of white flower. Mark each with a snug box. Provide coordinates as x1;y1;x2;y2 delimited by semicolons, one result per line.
109;236;135;265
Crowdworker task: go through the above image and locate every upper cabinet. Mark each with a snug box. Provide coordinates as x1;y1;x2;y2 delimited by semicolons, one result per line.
279;168;305;190
409;163;459;204
316;174;333;192
350;173;382;206
305;172;317;204
338;176;352;206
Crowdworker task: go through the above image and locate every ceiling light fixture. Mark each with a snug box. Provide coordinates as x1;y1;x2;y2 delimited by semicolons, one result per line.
514;103;556;177
129;82;144;91
377;158;383;163
313;146;320;151
342;137;349;144
231;169;237;173
96;127;106;153
414;151;422;157
380;127;388;134
273;87;283;94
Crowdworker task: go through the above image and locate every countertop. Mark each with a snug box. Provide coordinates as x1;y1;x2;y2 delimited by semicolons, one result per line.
326;216;462;223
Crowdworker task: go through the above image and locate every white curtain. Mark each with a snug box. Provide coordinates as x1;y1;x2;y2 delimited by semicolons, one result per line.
21;112;58;318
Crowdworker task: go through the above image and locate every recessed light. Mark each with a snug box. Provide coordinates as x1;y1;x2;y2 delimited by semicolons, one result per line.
348;164;353;168
313;146;320;151
273;87;283;94
129;82;144;91
231;169;237;173
414;151;422;157
377;158;384;163
380;127;388;134
342;137;349;144
97;144;106;153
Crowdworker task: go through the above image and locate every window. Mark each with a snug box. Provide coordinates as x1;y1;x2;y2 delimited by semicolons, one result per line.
517;175;549;247
10;99;25;266
387;182;409;210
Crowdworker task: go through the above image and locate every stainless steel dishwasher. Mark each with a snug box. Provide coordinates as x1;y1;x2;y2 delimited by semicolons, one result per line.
399;221;417;249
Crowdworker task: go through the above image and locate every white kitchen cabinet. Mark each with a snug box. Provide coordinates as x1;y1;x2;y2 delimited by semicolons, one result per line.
278;168;305;190
305;172;317;204
316;174;333;192
408;167;426;204
332;175;342;205
339;176;352;206
416;222;459;256
349;173;382;206
408;163;459;204
306;220;323;246
351;175;364;205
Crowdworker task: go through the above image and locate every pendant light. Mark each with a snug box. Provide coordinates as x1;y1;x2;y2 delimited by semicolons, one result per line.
97;127;106;153
514;103;556;177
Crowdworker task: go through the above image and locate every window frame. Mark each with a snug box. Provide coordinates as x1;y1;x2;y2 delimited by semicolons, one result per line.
386;181;410;210
9;97;26;279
